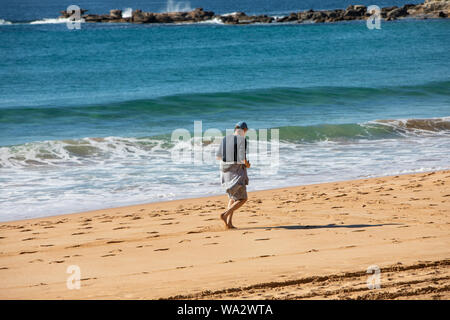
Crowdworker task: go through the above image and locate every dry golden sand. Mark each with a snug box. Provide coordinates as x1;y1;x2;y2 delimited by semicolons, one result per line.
0;170;449;299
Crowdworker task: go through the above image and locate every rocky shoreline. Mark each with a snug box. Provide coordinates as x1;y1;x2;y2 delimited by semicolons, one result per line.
61;0;449;25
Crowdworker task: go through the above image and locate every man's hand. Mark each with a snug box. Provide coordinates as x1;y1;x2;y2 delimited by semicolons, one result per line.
244;159;251;168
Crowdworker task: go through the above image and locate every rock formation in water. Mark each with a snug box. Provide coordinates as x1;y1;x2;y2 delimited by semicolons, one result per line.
59;1;449;25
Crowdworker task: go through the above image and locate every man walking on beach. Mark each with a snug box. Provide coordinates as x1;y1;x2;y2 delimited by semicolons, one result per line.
216;121;251;229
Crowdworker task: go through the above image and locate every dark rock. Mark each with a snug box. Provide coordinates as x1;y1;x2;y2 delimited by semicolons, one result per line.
324;9;345;22
99;14;113;22
403;4;417;10
276;16;289;22
132;10;157;23
109;9;122;19
83;14;103;22
312;11;328;22
298;10;315;20
60;8;88;18
220;12;273;24
253;15;274;23
167;12;189;22
154;13;173;23
343;5;366;20
381;6;398;18
287;12;298;21
62;2;449;25
187;8;214;21
386;6;408;20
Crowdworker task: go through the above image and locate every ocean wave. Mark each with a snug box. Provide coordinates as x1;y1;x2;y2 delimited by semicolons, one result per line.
275;117;450;142
1;117;449;169
1;80;449;116
0;136;170;168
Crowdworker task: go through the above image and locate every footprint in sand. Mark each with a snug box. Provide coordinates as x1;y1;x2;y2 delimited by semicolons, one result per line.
179;239;191;243
30;283;47;287
106;240;124;244
20;251;37;255
66;244;81;249
19;229;32;233
72;232;87;236
113;226;130;230
154;248;169;252
101;254;116;257
49;260;65;264
22;238;36;241
203;242;219;246
254;238;270;241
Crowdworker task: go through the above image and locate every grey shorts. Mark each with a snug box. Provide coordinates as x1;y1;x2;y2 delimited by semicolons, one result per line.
227;184;248;201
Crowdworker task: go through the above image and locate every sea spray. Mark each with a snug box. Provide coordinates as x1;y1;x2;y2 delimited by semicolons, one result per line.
122;8;133;18
165;0;192;12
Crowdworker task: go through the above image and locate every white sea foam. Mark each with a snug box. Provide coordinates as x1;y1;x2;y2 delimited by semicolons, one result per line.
30;17;85;24
221;12;240;17
122;8;133;18
199;17;224;25
0;19;12;25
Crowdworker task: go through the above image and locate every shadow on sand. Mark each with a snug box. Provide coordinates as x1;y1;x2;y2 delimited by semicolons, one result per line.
241;223;402;231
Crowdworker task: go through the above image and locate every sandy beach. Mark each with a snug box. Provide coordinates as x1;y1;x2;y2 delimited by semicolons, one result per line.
0;170;449;300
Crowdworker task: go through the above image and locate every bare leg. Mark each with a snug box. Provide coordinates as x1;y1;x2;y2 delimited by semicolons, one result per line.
220;199;235;227
223;198;247;229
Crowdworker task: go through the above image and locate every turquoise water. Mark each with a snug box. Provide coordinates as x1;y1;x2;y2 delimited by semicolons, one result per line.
0;4;449;221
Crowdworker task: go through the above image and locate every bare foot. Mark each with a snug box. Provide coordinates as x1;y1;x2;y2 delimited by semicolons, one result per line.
227;223;237;229
220;213;228;227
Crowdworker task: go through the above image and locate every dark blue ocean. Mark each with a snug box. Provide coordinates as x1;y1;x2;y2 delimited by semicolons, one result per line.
0;0;449;221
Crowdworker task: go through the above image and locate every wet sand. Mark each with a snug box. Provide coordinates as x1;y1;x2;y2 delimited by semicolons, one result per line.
0;170;449;299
